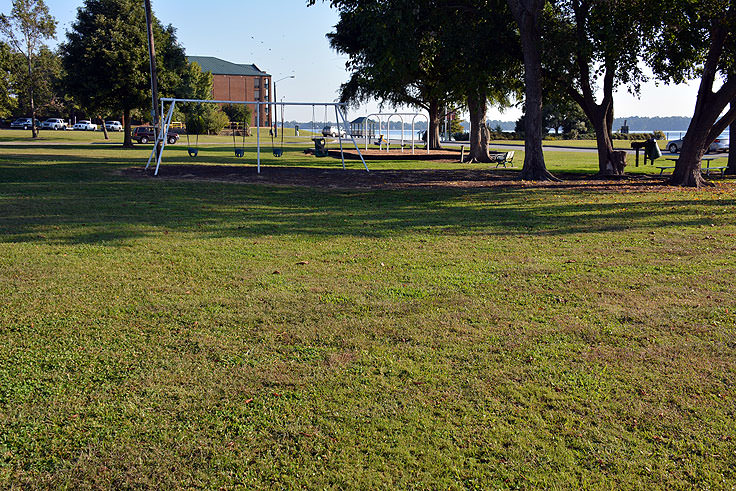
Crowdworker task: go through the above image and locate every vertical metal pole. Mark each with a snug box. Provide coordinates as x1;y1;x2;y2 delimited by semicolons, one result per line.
257;109;260;173
272;83;276;137
335;105;345;169
426;115;430;155
400;115;405;152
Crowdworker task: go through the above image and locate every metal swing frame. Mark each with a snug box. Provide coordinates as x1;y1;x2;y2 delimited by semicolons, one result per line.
365;112;430;155
145;98;370;176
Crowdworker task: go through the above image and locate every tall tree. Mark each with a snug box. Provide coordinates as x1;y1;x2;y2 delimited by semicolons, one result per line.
440;0;522;162
0;41;17;118
507;0;557;180
543;0;649;175
648;0;736;187
61;0;186;147
0;0;56;138
542;97;591;135
310;0;458;150
10;45;62;119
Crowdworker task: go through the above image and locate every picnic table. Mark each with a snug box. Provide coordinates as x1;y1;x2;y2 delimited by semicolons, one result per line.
656;156;727;176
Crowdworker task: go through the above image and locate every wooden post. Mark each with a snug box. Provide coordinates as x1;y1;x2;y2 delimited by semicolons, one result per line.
144;0;160;158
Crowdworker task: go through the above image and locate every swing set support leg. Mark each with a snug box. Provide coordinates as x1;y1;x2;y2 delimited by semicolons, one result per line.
335;105;346;170
339;106;369;172
154;100;176;176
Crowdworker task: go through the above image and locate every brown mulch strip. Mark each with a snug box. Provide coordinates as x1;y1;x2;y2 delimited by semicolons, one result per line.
117;164;725;192
327;147;463;162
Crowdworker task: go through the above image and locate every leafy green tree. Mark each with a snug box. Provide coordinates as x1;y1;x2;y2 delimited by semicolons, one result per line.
184;103;228;135
542;0;654;176
10;45;62;119
222;103;252;126
175;61;212;101
506;0;557;180
0;0;56;137
0;42;16;118
61;0;186;147
439;0;522;162
310;0;459;149
542;97;591;135
647;0;735;186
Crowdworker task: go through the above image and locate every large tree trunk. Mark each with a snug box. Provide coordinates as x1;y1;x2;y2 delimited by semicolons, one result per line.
671;23;736;187
468;89;492;162
123;108;134;148
593;123;616;174
727;98;736;175
428;99;442;150
672;115;712;187
509;0;557;180
589;104;620;175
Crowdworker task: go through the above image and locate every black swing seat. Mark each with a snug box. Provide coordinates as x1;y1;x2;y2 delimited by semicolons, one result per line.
234;148;245;158
187;148;198;157
273;148;283;157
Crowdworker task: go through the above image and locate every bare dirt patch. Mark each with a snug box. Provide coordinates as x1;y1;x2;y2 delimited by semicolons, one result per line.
122;164;735;192
328;147;463;162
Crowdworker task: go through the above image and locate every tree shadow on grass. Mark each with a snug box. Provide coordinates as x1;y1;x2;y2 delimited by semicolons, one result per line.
0;161;732;246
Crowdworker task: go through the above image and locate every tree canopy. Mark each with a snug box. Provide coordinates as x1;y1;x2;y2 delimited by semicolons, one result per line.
647;0;736;186
0;0;56;137
61;0;186;147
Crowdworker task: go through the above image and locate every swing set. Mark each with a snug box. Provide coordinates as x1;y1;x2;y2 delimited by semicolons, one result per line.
146;98;368;176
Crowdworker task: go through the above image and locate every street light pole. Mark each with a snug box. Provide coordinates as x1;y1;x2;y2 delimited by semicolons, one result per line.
272;75;294;137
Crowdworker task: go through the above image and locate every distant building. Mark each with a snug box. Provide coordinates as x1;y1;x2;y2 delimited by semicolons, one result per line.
188;56;272;126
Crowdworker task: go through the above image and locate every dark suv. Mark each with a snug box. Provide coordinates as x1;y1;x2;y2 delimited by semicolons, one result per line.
132;126;179;144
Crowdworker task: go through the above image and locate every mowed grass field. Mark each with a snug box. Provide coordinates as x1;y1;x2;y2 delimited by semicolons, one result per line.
0;136;735;488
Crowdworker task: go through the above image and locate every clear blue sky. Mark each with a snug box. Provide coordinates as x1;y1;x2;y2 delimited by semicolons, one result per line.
1;0;703;123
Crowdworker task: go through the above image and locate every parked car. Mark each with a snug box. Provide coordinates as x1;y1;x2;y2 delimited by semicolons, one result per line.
41;118;68;130
666;134;729;154
132;126;179;144
10;118;34;130
322;125;346;138
73;120;98;131
105;120;123;132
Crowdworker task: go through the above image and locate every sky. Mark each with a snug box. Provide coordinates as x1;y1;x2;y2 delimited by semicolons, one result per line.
1;0;703;123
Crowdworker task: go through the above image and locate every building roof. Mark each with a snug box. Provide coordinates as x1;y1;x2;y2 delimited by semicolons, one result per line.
187;56;270;77
350;117;378;125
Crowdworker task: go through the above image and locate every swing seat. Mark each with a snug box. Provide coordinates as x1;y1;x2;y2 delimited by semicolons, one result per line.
234;148;245;158
273;148;283;157
187;148;198;157
312;137;329;157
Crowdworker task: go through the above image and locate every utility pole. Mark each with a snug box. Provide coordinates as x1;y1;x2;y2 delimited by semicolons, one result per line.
143;0;161;158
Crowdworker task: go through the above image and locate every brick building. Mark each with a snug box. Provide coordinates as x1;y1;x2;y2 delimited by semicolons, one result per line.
188;56;272;127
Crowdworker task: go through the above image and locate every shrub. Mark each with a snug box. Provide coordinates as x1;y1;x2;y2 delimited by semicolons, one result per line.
453;131;469;141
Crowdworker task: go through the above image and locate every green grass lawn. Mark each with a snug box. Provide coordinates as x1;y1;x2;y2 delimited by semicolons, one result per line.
490;139;671;150
0;140;735;488
0;127;318;145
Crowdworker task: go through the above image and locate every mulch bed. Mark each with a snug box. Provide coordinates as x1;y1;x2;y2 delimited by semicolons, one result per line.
327;147;463;162
119;164;710;192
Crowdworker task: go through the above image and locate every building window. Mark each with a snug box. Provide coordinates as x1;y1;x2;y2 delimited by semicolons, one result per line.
255;89;261;100
264;78;269;87
255;78;260;88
